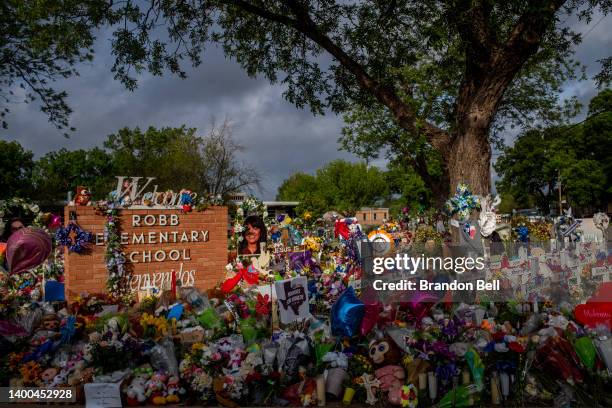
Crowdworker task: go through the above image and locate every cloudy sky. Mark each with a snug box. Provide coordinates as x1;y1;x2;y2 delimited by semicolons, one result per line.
1;11;610;199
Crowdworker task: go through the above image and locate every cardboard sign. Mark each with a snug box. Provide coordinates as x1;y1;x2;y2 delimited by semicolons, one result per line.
275;276;310;324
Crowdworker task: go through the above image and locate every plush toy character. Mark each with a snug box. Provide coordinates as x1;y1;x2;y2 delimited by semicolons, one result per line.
375;365;405;405
74;186;91;206
51;371;68;388
369;337;405;405
146;372;168;405
368;337;402;366
125;376;147;406
179;189;194;212
165;375;180;403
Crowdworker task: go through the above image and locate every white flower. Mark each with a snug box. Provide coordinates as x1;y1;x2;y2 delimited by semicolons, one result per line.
262;211;268;218
237;208;244;216
29;204;40;213
225;264;234;272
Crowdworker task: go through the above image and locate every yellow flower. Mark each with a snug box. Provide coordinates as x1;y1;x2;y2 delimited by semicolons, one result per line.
191;342;204;352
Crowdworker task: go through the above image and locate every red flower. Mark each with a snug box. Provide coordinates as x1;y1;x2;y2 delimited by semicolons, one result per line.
255;294;271;316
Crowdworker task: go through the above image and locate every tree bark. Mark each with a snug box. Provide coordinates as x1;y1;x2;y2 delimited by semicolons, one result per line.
448;127;492;196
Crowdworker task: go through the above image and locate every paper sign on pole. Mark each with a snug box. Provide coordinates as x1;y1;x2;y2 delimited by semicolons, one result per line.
275;276;310;324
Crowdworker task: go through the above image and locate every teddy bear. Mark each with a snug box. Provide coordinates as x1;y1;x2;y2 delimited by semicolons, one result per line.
125;376;147;406
74;186;92;206
369;337;405;405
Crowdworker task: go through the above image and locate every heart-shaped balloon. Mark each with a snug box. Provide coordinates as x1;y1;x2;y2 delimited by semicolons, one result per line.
6;228;52;274
574;303;612;329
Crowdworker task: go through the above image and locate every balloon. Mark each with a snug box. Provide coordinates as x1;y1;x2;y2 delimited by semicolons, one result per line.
6;227;52;274
574;302;612;329
331;286;364;338
48;214;62;229
574;336;596;370
360;302;381;336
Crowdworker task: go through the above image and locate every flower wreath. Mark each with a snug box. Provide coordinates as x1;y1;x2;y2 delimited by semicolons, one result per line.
0;198;45;235
55;223;94;253
443;183;481;222
230;196;270;251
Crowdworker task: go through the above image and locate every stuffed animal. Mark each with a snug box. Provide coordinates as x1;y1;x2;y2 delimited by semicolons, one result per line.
179;189;194;212
51;371;68;388
368;337;402;366
145;372;168;405
368;337;405;405
375;365;405;405
125;376;147;406
41;368;58;385
74;186;91;206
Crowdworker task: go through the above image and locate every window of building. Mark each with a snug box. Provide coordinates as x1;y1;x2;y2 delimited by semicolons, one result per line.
374;213;377;220
363;213;367;221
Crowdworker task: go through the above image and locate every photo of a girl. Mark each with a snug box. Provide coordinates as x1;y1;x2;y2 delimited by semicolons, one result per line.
239;215;267;255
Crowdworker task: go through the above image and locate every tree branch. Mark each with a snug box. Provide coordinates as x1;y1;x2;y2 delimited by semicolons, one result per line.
221;0;451;153
497;0;566;72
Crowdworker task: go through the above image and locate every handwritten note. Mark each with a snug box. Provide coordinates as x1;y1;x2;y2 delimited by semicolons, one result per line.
84;383;122;408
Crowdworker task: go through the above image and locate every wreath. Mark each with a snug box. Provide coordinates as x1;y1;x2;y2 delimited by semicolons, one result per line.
55;223;93;253
230;196;270;250
0;198;45;235
443;183;481;222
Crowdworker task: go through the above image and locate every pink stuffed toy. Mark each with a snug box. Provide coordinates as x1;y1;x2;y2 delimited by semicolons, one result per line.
375;365;405;405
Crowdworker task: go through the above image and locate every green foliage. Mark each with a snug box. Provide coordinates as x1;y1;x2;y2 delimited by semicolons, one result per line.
4;122;260;203
31;147;114;202
276;160;388;217
0;0;110;134
104;126;204;191
384;161;431;210
495;89;612;215
0;140;34;199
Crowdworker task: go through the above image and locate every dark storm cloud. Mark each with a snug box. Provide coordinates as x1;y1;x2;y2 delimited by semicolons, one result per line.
1;31;351;199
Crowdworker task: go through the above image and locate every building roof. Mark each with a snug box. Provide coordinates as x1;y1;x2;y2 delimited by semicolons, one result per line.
263;201;299;207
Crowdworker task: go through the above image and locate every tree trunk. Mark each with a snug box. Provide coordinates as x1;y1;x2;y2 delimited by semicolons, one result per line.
447;124;492;197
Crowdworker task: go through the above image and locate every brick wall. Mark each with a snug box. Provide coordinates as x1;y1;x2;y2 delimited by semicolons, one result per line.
63;206;228;301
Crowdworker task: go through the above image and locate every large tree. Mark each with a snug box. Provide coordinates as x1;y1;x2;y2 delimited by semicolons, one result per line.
31;147;114;202
105;123;261;197
495;88;611;215
3;1;610;197
96;0;610;198
0;1;110;134
277;159;388;215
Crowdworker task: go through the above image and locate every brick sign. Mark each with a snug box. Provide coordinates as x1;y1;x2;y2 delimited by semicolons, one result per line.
63;206;228;300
